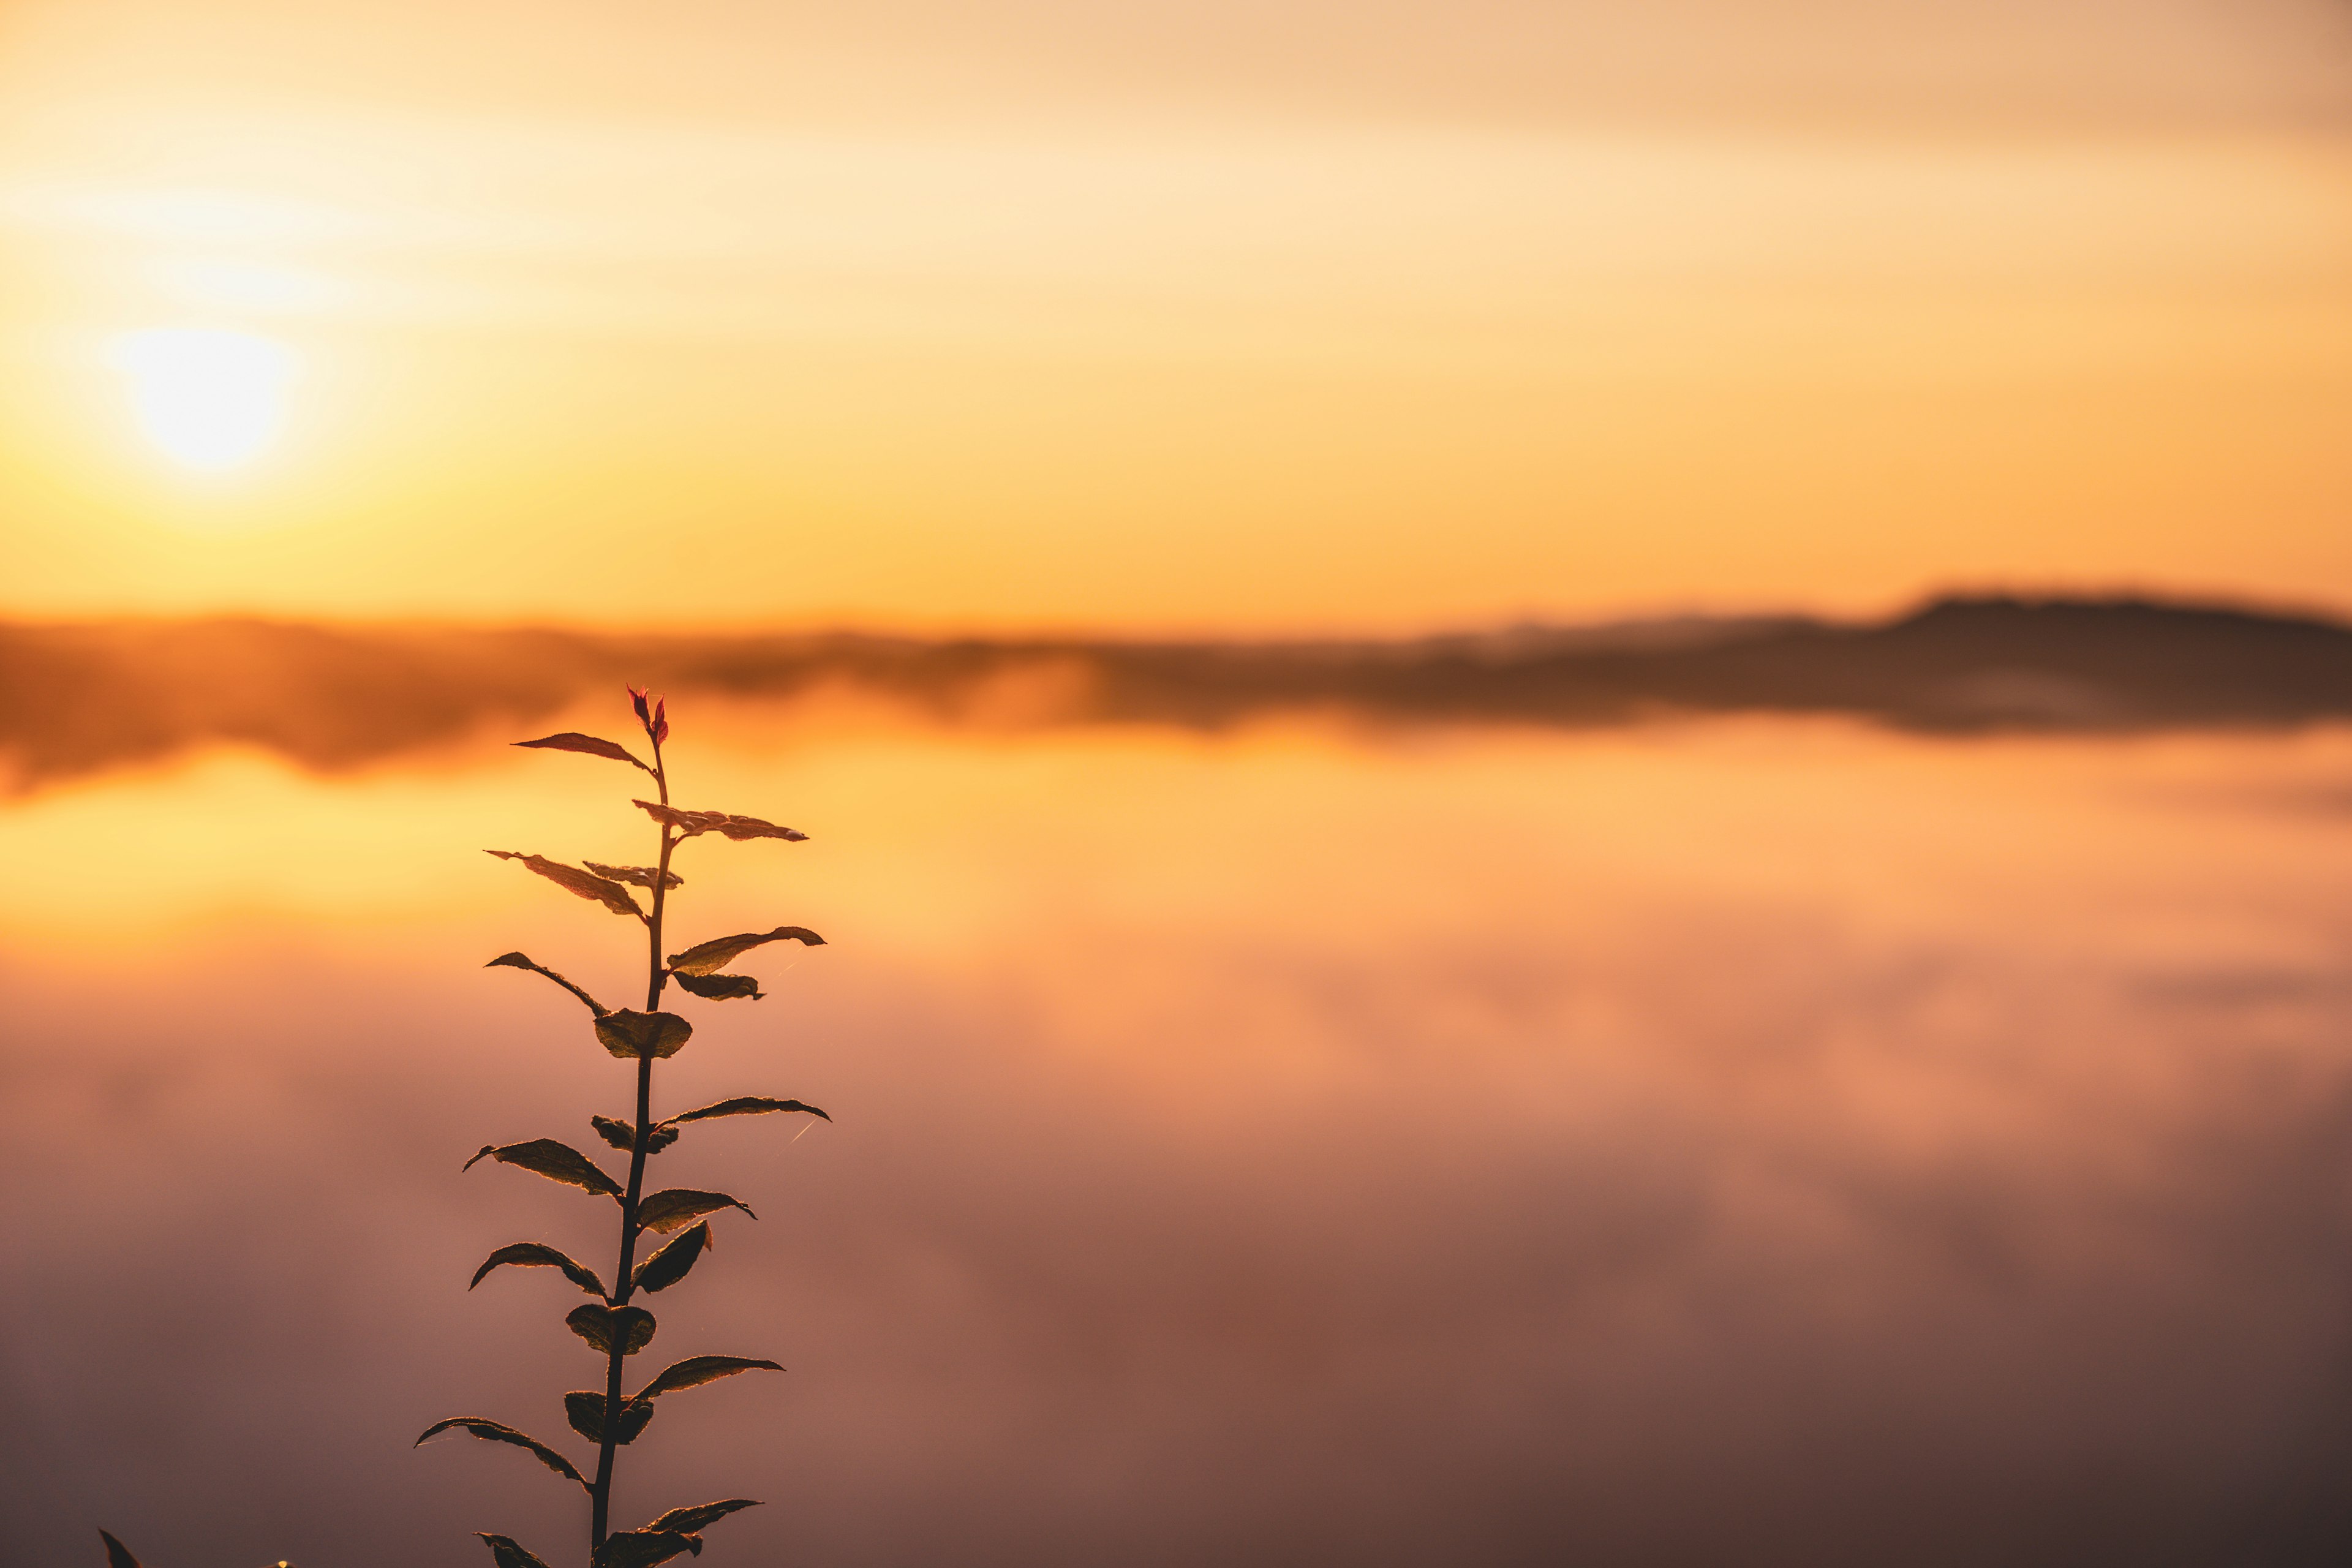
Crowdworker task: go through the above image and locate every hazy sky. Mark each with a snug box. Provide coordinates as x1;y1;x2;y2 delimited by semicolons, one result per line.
2;0;2349;629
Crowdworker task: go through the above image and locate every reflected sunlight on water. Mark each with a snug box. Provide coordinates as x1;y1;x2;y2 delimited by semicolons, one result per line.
4;703;2352;1566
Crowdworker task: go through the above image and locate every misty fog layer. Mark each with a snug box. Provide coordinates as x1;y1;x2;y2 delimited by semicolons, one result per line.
3;707;2350;1566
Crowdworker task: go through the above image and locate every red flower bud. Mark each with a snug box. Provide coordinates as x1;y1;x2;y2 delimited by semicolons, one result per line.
628;686;651;725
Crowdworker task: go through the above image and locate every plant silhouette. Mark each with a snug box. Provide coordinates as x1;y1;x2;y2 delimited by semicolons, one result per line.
410;688;830;1568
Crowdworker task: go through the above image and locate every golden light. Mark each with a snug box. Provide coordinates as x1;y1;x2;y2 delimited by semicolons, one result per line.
105;326;300;472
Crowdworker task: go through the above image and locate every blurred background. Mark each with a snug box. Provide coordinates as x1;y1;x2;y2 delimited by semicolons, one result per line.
2;2;2351;1564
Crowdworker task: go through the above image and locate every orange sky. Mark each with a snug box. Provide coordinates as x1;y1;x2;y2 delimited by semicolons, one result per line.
1;0;2349;631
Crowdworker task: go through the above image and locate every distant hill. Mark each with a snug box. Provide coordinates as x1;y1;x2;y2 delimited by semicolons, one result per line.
4;595;2350;786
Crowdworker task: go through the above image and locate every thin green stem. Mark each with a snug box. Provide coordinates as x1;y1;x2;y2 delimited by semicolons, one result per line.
590;725;676;1554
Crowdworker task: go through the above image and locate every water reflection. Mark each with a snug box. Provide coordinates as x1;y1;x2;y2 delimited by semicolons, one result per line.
3;707;2350;1566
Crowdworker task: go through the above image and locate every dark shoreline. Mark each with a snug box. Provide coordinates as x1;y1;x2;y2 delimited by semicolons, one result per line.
6;594;2352;786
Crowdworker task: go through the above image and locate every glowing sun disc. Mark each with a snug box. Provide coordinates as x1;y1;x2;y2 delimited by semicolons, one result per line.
106;327;300;472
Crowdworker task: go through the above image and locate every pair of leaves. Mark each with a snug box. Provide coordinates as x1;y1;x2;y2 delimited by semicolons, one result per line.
631;1222;712;1294
486;951;608;1016
638;1188;755;1235
668;927;825;976
466;1140;622;1200
567;1303;657;1355
471;1242;608;1299
514;732;654;775
565;1390;655;1446
666;927;825;1001
486;851;647;921
415;1417;589;1491
635;801;807;843
592;1115;679;1155
596;1009;693;1060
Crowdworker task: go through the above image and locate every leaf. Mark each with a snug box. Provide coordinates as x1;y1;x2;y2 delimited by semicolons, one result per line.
595;1009;693;1060
565;1390;655;1446
630;1222;712;1294
634;801;809;843
478;1535;558;1568
633;1355;784;1400
514;733;653;774
415;1417;589;1491
665;1095;830;1127
636;1188;756;1234
592;1530;701;1568
666;927;826;976
646;1500;761;1537
591;1115;678;1155
668;971;763;1001
486;951;608;1017
486;851;646;921
567;1303;657;1355
99;1531;143;1568
470;1242;608;1298
466;1139;623;1200
584;862;683;891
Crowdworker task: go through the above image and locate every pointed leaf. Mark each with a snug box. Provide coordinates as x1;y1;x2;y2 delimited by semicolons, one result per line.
595;1009;693;1060
486;951;608;1017
99;1531;143;1568
646;1500;761;1537
593;1530;700;1568
466;1139;622;1200
631;1222;712;1294
565;1390;656;1445
636;1188;756;1234
666;927;826;976
633;1354;784;1400
479;1535;558;1568
668;971;763;1000
486;852;646;921
514;733;653;774
634;801;809;843
592;1115;677;1155
470;1242;608;1298
415;1417;589;1491
584;862;683;891
665;1095;830;1127
567;1303;657;1355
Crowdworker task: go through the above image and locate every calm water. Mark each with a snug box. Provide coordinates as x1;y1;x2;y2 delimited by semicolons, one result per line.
4;702;2351;1566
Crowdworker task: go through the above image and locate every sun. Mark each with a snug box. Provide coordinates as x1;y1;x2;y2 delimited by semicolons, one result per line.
106;327;301;472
